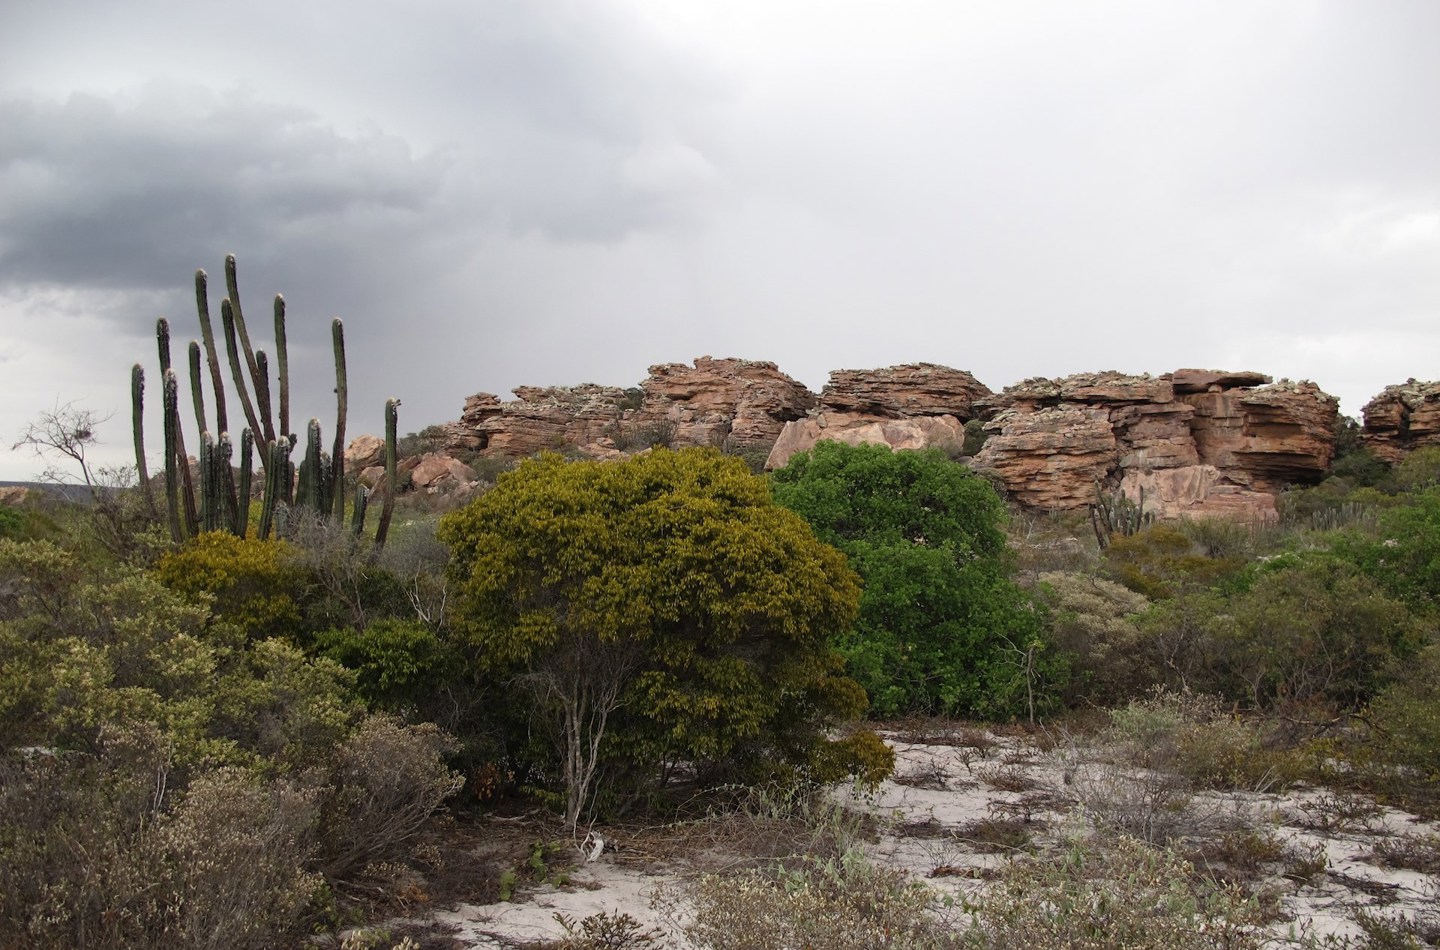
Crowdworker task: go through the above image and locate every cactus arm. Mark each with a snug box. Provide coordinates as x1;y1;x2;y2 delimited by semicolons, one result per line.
188;341;208;436
255;349;276;445
274;294;290;440
194;269;230;434
131;364;153;511
161;370;183;542
330;318;347;520
223;254;276;441
351;483;368;536
199;431;217;533
374;398;399;550
220;298;266;453
236;429;253;538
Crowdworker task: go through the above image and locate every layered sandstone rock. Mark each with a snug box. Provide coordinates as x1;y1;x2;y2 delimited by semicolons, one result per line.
447;358;814;460
633;357;815;448
766;363;988;468
818;363;991;418
975;370;1336;520
1361;380;1440;463
445;385;631;458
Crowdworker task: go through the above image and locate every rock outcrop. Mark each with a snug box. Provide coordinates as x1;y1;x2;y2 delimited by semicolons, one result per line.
765;364;990;468
1361;380;1440;463
975;370;1337;520
440;359;1348;522
445;357;813;460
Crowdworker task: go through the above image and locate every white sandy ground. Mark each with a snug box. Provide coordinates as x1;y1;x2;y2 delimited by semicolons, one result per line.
417;731;1439;948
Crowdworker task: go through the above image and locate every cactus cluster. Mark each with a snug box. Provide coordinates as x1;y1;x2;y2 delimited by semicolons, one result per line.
132;255;398;548
1089;480;1153;550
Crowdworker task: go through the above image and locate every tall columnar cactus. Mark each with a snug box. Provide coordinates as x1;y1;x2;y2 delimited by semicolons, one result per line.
199;431;219;533
220;298;265;448
236;428;254;537
188;341;208;436
158;321;199;538
161;369;183;542
275;295;290;441
194;269;229;435
374;398;400;551
138;256;395;545
330;318;348;520
131;364;153;511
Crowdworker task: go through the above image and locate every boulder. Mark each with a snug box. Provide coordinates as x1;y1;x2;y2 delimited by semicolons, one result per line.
766;412;965;470
1171;368;1272;394
405;452;478;493
1361;379;1440;463
344;434;386;471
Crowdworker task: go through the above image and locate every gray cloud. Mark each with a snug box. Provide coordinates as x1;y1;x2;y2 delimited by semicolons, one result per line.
2;0;1438;480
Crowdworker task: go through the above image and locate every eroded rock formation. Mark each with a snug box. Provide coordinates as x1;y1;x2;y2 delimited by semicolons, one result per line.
976;371;1337;520
436;359;1361;522
764;364;990;468
1361;380;1440;463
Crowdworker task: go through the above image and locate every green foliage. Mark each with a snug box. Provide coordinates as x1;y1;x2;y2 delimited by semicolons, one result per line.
1103;524;1244;599
0;504;26;541
316;618;458;712
1392;445;1440;494
154;531;307;640
440;448;868;823
771;441;1053;718
1219;554;1425;708
1036;571;1151;705
1358;644;1440;811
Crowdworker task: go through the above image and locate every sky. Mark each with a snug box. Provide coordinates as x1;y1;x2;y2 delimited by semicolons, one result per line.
1;0;1437;481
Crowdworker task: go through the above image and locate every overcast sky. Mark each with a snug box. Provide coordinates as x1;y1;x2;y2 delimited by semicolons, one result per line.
2;1;1437;481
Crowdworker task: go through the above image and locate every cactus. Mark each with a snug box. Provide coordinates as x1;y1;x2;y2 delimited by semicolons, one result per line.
188;341;208;435
161;369;183;542
236;429;254;537
351;483;369;536
138;256;395;545
1090;481;1152;550
194;270;230;434
131;364;153;511
275;295;290;440
220;299;265;449
330;319;348;520
374;398;399;551
199;431;219;533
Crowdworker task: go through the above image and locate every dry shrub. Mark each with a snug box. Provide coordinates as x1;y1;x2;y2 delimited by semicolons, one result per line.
155;768;324;950
316;714;465;884
678;850;962;950
0;731;323;950
1069;761;1210;847
959;836;1267;950
1368;833;1440;875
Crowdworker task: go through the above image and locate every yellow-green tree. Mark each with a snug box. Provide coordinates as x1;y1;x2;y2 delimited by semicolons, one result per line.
439;448;869;828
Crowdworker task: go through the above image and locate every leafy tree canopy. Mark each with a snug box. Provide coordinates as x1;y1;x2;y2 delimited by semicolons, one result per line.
770;442;1053;719
438;448;872;820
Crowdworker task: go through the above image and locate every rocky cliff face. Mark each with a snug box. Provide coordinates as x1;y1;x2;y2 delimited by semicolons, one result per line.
444;357;812;460
1361;380;1440;463
433;358;1406;522
975;371;1338;520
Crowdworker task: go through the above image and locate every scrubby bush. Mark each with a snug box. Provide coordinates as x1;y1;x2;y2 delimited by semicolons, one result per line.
154;531;307;640
959;837;1267;950
1102;524;1244;600
440;448;873;827
681;851;961;950
1036;571;1151;705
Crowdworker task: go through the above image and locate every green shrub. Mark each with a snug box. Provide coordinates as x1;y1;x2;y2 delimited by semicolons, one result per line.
771;442;1057;719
